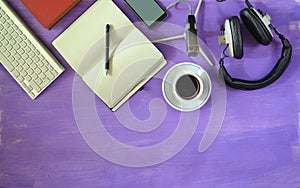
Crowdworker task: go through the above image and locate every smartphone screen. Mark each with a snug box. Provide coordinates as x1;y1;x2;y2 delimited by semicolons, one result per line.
125;0;167;28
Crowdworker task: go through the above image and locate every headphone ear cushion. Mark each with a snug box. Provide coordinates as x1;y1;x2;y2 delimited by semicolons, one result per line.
229;16;243;59
240;8;273;45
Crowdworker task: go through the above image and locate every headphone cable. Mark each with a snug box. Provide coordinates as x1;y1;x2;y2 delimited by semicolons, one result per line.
216;0;254;8
167;0;193;15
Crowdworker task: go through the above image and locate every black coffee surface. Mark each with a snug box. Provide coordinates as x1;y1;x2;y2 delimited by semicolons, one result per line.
176;75;200;99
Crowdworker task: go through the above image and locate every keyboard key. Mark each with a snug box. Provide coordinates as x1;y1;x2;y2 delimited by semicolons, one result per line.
26;58;33;65
15;54;21;60
22;53;29;59
6;33;12;40
10;49;17;55
31;90;38;96
46;65;54;71
12;69;20;77
46;71;55;80
13;43;21;50
18;59;25;65
2;29;8;35
36;78;42;85
24;46;31;53
2;38;8;45
35;68;41;74
37;61;44;67
31;74;38;80
25;75;32;82
27;68;33;75
16;28;22;35
4;50;10;57
20;70;27;77
18;76;24;82
9;38;16;45
3;22;9;28
26;40;32;46
8;55;15;62
31;63;37;69
11;31;18;38
17;48;25;54
44;77;50;83
29;80;41;92
16;37;22;43
7;27;13;33
16;65;23;72
20;34;27;40
27;85;33;91
40;81;48;89
3;14;9;20
11;60;18;67
23;64;29;70
21;82;29;90
4;61;14;71
41;66;48;72
52;70;58;75
34;49;40;56
6;44;12;51
33;56;39;63
7;19;14;26
39;73;46;79
0;46;5;52
20;41;26;48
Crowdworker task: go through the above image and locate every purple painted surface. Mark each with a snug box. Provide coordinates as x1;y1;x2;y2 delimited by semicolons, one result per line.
0;0;300;187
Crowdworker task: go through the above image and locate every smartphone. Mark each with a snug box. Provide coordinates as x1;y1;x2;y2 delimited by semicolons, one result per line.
124;0;167;29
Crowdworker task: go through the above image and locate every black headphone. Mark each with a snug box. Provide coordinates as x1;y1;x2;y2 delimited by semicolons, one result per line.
218;0;293;90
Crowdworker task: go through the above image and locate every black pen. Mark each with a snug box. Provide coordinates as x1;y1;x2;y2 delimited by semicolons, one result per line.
105;24;110;75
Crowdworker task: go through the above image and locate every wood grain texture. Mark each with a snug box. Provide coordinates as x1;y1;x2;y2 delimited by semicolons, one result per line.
0;0;300;187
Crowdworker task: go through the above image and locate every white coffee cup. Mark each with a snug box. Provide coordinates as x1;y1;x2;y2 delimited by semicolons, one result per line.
162;62;212;112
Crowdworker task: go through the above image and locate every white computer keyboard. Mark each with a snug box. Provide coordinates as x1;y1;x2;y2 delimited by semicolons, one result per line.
0;1;64;99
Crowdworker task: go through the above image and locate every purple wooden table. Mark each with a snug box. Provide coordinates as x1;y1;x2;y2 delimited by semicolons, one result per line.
1;0;300;187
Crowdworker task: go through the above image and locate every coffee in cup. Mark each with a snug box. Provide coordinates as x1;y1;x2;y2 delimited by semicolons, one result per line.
175;74;201;100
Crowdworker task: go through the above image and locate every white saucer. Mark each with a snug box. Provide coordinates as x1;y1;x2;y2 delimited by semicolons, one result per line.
162;62;212;112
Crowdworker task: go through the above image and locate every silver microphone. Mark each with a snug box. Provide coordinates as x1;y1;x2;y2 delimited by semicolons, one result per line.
185;15;199;57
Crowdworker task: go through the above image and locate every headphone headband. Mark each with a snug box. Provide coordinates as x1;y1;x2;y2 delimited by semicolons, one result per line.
219;29;292;90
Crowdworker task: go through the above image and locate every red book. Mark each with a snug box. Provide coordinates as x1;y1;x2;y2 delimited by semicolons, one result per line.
21;0;80;29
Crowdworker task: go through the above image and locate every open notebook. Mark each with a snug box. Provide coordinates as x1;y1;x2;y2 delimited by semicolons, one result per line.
52;0;167;111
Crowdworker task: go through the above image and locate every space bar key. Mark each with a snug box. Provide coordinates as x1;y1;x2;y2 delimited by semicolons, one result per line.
0;52;14;71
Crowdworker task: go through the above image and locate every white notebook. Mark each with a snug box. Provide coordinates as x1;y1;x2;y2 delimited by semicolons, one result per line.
52;0;167;111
